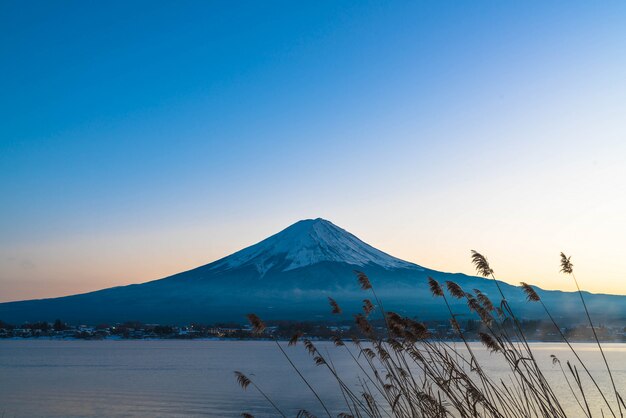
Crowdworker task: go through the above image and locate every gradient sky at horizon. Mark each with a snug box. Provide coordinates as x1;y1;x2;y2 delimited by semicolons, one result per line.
2;1;626;302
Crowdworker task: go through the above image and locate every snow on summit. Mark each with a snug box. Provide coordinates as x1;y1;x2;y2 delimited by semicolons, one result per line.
211;218;418;274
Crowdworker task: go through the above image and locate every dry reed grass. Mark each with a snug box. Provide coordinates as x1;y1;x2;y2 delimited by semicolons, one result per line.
236;252;624;418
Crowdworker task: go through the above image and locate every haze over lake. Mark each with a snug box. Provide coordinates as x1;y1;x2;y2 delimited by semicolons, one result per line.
1;340;624;418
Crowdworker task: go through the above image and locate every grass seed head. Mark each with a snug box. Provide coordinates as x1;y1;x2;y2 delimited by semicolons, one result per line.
479;332;500;352
446;281;465;299
428;277;444;297
521;282;541;302
560;252;574;274
474;289;495;311
288;331;303;346
246;314;266;334
328;297;342;314
363;299;375;315
354;270;372;290
234;371;251;390
471;250;494;277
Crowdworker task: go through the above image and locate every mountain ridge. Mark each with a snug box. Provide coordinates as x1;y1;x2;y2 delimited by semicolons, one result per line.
0;218;624;325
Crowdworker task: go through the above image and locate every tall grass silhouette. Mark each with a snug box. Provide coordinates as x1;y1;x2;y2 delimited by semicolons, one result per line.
236;252;624;418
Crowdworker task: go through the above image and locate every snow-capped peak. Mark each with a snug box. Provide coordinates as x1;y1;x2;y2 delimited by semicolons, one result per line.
210;218;419;275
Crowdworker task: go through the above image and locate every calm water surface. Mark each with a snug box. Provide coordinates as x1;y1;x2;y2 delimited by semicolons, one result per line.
0;340;624;417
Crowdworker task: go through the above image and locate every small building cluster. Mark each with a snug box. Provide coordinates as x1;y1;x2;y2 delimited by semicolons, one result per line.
0;318;623;342
0;320;252;340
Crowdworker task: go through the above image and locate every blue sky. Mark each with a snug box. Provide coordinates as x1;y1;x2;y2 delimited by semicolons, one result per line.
2;1;626;300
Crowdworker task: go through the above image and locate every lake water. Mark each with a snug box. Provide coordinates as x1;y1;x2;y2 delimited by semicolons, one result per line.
0;340;624;417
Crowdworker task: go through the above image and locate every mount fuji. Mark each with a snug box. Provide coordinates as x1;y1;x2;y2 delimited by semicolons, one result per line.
0;218;624;325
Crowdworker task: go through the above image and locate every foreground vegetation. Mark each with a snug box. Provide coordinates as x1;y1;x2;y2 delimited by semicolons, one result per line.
237;252;625;418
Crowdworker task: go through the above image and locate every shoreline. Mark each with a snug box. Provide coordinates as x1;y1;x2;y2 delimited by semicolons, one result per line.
2;336;624;344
